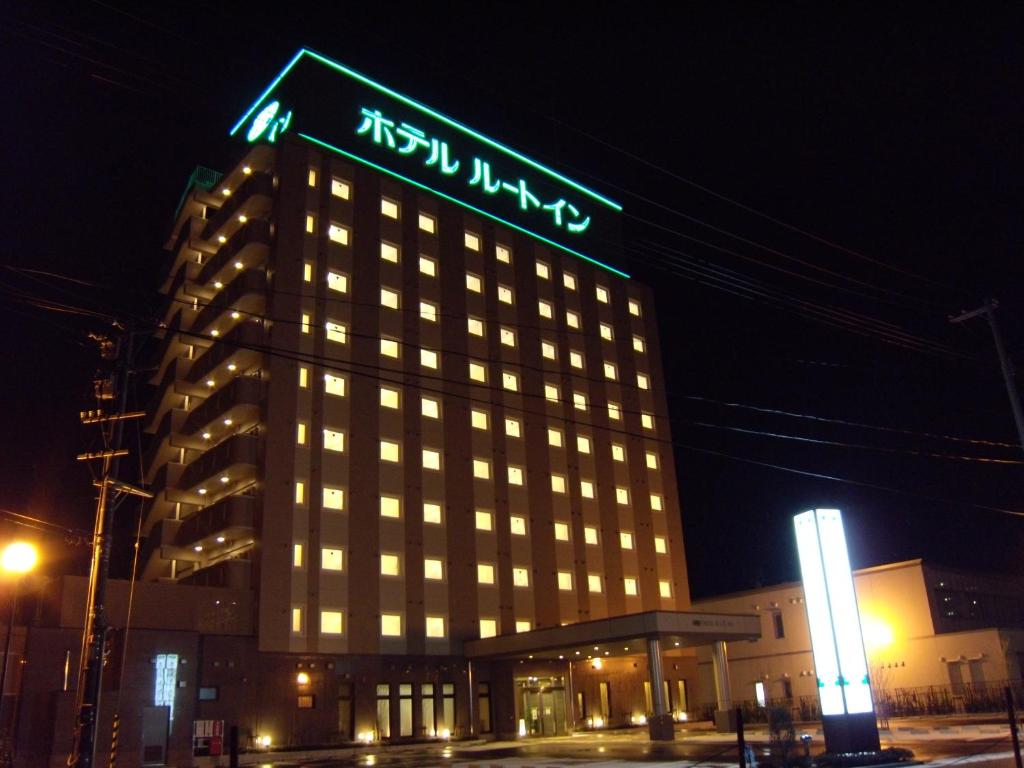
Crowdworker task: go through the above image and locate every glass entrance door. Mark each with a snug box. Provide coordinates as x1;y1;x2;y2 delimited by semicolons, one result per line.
517;677;567;736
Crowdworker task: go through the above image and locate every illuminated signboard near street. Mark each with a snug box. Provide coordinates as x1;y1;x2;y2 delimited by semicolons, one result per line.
230;49;626;277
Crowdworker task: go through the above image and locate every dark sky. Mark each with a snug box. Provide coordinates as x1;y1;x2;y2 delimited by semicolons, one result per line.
2;2;1022;597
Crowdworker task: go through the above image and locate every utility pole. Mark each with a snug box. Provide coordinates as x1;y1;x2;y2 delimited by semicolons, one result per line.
70;330;150;768
950;300;1024;454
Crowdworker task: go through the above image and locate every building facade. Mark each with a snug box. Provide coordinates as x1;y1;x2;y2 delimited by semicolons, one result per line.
693;559;1024;719
132;48;711;751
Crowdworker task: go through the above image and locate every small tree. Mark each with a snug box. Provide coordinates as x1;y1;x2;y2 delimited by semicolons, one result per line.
766;705;799;768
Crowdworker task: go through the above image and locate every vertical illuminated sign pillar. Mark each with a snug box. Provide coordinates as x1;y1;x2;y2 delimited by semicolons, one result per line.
794;509;880;754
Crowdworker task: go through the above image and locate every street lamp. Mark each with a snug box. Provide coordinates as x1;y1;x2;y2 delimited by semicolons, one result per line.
0;541;38;762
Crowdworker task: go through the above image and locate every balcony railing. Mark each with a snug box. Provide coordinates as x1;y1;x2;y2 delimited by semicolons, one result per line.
182;375;263;438
174;494;255;548
191;269;267;336
197;219;271;287
200;172;273;242
185;322;264;386
177;432;259;492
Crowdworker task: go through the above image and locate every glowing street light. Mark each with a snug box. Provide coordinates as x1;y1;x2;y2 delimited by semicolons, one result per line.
0;540;38;757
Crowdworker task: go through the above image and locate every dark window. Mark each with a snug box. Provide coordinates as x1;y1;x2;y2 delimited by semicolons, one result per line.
772;611;785;639
198;687;218;701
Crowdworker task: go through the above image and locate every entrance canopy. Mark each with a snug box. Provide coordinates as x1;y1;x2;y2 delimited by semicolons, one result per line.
464;610;761;661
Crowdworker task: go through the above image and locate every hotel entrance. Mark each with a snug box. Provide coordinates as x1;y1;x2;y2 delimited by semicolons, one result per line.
516;676;567;736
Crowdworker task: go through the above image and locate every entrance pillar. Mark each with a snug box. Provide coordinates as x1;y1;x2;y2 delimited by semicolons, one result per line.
711;641;736;733
645;637;674;741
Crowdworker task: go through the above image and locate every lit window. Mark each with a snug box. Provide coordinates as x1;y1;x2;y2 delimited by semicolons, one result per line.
327;271;348;293
620;532;634;550
569;351;584;369
479;619;497;639
646;451;658;469
580;480;595;499
497;285;513;304
510;516;527;535
424;558;444;580
544;384;559;403
572;392;587;411
475;510;493;530
599;323;613;341
322;547;343;571
538;300;553;319
471;409;488;430
380;338;399;358
554;522;570;541
557;572;573;591
633;335;645;353
423;502;442;524
418;212;436;233
324;428;345;452
467;317;485;336
324;373;346;397
608;402;622;421
502;371;519;392
308;168;318;187
380;287;400;309
420;349;439;369
464;231;480;251
466;273;482;293
293;543;304;568
541;340;556;359
292;607;303;633
301;313;311;334
323;487;345;510
296;422;307;445
380;496;401;518
641;412;655;430
584;526;599;545
659;580;672;598
513;567;529;587
654;536;668;554
551;475;567;494
328;223;349;245
477;563;495;584
624;578;638;596
426;616;446;638
563;272;576;290
381;614;402;637
566;311;580;329
576;436;591;454
595;285;609;304
381;553;400;576
416;398;438;420
295;481;305;505
321;610;343;635
326;321;347;344
504;418;521;437
472;459;490;480
496;244;511;263
628;299;641;317
331;178;350;199
603;362;617;380
500;327;516;347
637;373;650;390
650;494;664;511
419;256;437;276
380;241;399;263
381;197;399;219
536;261;550;279
515;620;531;633
303;262;313;282
588;574;603;593
380;440;400;463
616;487;629;505
547;428;563;447
305;214;316;234
417;301;438;322
469;361;487;382
380;387;400;409
611;444;626;462
507;466;524;486
422;449;441;470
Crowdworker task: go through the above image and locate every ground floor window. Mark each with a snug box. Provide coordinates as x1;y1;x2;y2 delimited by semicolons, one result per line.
399;684;413;736
440;683;455;736
376;684;391;739
477;682;492;733
421;683;435;736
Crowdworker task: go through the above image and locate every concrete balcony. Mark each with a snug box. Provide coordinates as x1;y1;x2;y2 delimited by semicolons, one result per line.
201;172;274;243
197;219;271;288
174;433;259;502
178;557;253;590
191;269;267;337
181;376;262;442
172;494;255;551
184;322;264;389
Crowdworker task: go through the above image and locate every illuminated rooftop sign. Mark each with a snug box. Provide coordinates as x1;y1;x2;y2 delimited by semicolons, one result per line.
230;48;626;277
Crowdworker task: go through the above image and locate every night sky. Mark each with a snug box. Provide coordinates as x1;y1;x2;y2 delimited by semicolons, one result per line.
3;3;1022;597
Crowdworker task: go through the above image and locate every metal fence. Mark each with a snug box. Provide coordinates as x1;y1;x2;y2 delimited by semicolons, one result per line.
690;679;1024;723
